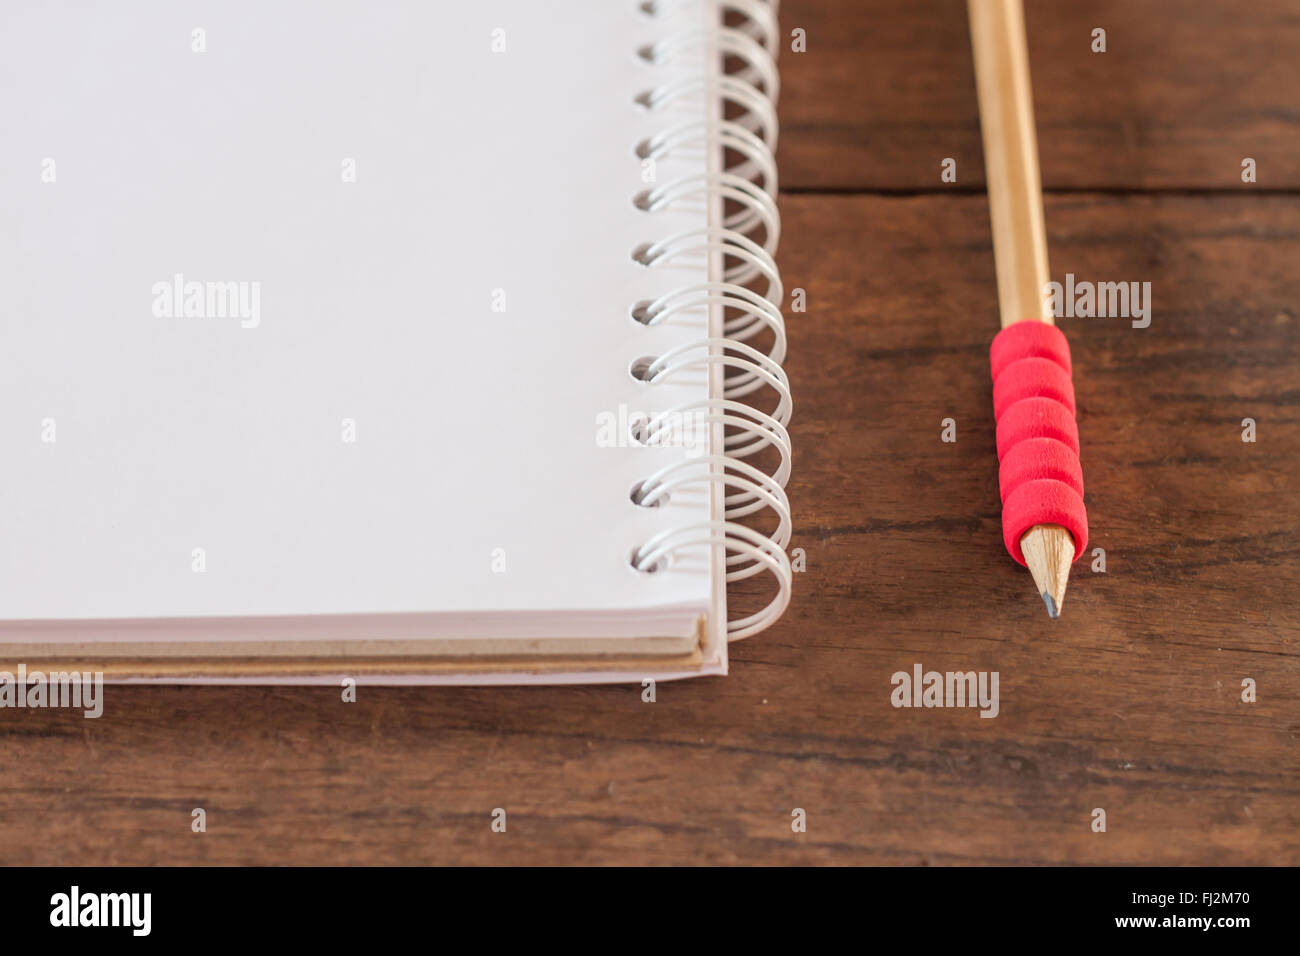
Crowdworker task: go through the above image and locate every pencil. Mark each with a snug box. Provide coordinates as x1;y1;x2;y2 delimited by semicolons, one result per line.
968;0;1088;618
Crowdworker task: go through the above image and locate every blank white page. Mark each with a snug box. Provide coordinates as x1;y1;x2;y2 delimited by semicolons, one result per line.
0;1;716;640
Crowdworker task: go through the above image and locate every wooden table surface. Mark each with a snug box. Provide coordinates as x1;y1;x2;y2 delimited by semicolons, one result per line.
4;0;1297;865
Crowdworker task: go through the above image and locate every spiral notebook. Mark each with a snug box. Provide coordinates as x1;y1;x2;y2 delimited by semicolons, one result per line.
0;0;791;684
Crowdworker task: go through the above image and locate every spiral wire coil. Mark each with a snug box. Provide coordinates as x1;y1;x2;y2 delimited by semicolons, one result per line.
628;0;791;640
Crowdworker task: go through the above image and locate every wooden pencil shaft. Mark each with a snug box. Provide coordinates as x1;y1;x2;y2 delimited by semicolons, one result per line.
968;0;1051;327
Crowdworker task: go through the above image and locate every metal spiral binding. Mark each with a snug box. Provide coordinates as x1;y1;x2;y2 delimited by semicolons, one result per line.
628;0;791;641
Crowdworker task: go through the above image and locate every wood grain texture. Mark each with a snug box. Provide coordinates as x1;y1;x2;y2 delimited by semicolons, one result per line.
2;191;1295;866
779;0;1300;190
2;0;1298;865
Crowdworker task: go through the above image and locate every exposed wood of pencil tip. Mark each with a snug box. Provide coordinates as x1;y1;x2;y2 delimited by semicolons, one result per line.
969;0;1073;616
1020;524;1074;618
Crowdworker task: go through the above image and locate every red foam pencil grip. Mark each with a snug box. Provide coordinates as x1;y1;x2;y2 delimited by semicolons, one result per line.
990;321;1088;565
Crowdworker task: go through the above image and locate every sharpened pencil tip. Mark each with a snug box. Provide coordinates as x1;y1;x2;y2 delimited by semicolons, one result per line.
1021;524;1074;620
1042;592;1059;619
